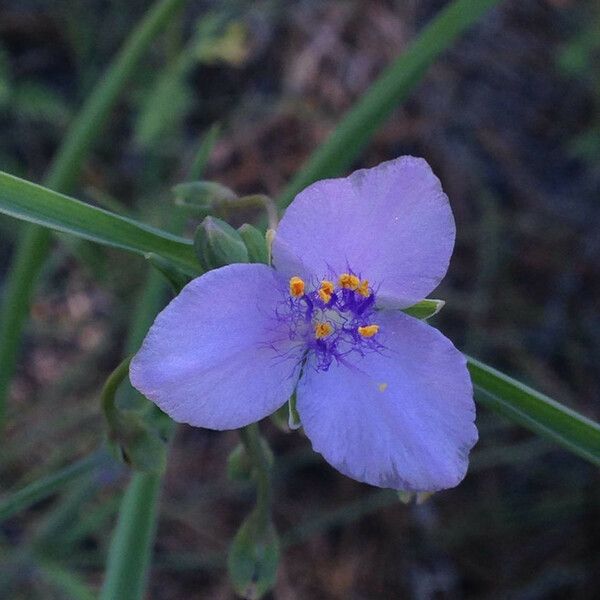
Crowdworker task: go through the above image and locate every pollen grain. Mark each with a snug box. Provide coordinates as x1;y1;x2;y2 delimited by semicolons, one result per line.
314;322;333;339
318;280;335;303
357;279;370;297
289;276;305;298
339;273;360;290
358;324;379;338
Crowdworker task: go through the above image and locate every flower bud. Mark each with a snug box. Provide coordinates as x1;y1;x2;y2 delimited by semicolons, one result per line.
194;216;249;270
238;223;268;264
228;511;280;600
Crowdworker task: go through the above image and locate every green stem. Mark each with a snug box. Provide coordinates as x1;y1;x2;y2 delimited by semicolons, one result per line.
227;195;278;230
100;104;220;600
0;0;186;432
99;472;162;600
239;423;272;529
100;273;170;600
101;356;133;433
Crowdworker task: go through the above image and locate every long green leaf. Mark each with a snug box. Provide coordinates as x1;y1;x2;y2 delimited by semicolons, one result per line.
0;0;187;431
468;357;600;466
0;172;199;274
277;0;501;208
0;451;108;523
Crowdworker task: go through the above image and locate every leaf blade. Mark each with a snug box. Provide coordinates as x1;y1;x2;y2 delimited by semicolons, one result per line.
0;171;199;275
468;356;600;466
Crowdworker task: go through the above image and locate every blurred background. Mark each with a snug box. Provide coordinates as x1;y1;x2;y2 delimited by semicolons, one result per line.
1;0;599;598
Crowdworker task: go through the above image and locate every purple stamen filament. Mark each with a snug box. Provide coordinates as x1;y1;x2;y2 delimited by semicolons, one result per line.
277;273;383;372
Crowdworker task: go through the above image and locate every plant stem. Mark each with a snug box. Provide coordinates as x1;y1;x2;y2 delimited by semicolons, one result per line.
100;101;220;600
101;356;133;431
239;423;272;529
99;472;162;600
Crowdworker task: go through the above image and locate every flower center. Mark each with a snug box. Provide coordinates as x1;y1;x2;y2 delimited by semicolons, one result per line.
277;272;382;371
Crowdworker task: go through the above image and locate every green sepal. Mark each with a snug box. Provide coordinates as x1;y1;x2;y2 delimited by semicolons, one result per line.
238;223;268;264
105;411;168;474
270;396;301;432
288;393;301;430
402;299;445;320
227;510;280;600
194;216;249;270
145;252;191;294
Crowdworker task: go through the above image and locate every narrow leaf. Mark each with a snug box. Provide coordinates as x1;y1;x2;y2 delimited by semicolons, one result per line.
468;356;600;466
0;171;199;275
0;451;107;523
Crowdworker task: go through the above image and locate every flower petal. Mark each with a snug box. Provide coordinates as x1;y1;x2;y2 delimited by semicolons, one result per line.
130;264;300;430
296;311;477;491
272;156;455;307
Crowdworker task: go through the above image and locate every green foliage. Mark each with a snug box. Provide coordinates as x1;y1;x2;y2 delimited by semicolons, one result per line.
0;46;12;110
0;452;107;523
557;6;600;163
194;215;249;270
0;0;189;434
228;511;280;600
403;299;445;320
145;253;191;294
172;180;239;217
0;171;200;275
99;473;162;600
135;15;247;149
102;357;168;474
238;224;269;264
468;357;600;466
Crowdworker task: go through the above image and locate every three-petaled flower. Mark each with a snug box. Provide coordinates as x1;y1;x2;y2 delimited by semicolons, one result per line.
130;157;477;491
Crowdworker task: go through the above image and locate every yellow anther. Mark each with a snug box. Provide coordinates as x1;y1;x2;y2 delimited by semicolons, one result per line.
357;279;370;297
314;322;333;339
318;280;335;303
358;324;379;338
339;273;360;290
289;276;305;298
378;383;388;393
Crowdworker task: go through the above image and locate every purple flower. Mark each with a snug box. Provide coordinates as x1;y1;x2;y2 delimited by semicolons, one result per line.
130;157;477;491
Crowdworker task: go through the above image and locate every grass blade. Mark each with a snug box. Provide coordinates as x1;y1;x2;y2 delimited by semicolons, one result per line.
0;0;187;432
277;0;501;209
0;172;199;274
468;356;600;466
0;451;108;523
